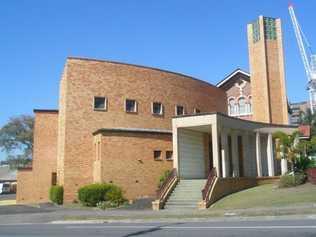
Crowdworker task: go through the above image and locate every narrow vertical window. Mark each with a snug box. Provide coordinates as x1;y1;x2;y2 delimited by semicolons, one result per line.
175;105;185;116
51;172;57;186
238;97;246;115
228;98;235;115
154;150;162;160
125;99;137;113
166;151;173;160
152;102;163;115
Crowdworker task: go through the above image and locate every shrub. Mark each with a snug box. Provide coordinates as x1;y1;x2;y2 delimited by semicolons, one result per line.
294;156;313;172
78;183;112;206
279;172;306;188
158;170;171;188
105;185;126;207
49;185;63;205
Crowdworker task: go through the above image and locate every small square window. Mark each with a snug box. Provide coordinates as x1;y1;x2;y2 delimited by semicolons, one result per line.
154;150;162;160
194;108;201;114
152;102;163;115
94;97;107;110
166;151;173;160
125;99;137;113
175;105;185;116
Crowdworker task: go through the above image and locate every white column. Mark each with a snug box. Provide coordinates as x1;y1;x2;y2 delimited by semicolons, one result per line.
231;131;239;177
256;132;263;177
172;121;179;172
211;123;220;177
221;130;229;178
267;133;275;176
281;159;288;175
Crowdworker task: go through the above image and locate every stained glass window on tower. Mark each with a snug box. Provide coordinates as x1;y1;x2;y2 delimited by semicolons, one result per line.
252;20;260;43
263;17;277;40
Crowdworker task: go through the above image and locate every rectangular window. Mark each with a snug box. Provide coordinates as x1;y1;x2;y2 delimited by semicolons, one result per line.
194;108;201;114
152;102;163;115
175;105;185;116
125;99;137;113
166;151;173;160
154;150;162;160
94;97;107;110
51;172;57;186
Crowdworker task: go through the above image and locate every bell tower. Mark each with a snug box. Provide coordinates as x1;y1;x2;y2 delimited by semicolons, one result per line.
247;16;289;124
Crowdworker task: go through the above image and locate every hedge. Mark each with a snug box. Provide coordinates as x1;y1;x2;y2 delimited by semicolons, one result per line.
78;183;113;207
49;185;63;205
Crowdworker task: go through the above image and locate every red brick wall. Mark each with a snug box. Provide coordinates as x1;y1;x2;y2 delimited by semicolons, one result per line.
58;58;227;203
16;169;34;204
16;111;58;204
95;132;172;200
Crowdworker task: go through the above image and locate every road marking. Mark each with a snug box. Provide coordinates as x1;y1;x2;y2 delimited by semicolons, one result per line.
66;225;316;230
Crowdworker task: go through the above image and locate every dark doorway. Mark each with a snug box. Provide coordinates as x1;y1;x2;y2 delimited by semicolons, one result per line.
228;135;233;177
238;136;244;177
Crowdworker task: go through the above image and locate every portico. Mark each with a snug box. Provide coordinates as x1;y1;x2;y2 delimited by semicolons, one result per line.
172;112;297;179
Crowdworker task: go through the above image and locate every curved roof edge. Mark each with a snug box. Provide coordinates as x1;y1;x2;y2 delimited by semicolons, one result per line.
67;56;219;89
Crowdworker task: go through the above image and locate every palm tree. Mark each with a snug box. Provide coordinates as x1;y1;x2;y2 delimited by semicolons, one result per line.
274;131;300;174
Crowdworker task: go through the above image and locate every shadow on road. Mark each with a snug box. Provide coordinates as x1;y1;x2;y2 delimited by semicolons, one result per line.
122;222;185;237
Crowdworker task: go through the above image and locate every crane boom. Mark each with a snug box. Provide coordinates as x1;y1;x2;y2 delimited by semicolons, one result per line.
288;4;316;114
288;5;311;81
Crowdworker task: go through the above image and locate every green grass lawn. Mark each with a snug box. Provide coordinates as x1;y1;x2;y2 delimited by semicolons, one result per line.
210;183;316;210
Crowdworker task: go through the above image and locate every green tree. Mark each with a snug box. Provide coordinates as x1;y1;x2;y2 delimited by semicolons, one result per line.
274;131;300;172
0;115;34;169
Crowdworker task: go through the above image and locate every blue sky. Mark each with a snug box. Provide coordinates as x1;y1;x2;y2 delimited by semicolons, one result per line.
0;0;315;160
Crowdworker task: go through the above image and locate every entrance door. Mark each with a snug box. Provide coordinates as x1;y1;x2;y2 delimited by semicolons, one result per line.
178;129;205;179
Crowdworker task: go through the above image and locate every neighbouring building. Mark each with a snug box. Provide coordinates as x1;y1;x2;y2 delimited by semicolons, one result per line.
289;101;309;125
17;15;297;207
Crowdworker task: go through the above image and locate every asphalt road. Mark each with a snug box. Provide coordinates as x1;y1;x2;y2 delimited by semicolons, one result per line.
1;219;316;237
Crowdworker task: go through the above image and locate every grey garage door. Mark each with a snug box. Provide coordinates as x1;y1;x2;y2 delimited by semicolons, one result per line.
178;129;205;179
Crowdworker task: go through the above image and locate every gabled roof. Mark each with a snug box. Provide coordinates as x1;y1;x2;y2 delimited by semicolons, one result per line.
216;68;250;88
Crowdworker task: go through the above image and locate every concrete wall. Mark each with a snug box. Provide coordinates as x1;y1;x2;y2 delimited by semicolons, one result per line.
58;57;227;203
208;177;257;207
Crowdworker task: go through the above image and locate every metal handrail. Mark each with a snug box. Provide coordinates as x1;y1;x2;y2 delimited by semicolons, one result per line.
156;168;177;200
201;168;217;201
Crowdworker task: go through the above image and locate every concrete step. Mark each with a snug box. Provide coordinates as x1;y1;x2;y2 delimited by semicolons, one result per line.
166;201;199;205
164;179;206;210
165;205;198;209
169;195;202;199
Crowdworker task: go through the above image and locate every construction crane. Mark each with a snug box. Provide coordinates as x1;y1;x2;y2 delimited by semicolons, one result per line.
288;4;316;114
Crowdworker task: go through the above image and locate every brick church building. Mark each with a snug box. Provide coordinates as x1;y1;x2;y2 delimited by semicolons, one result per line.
17;16;295;206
